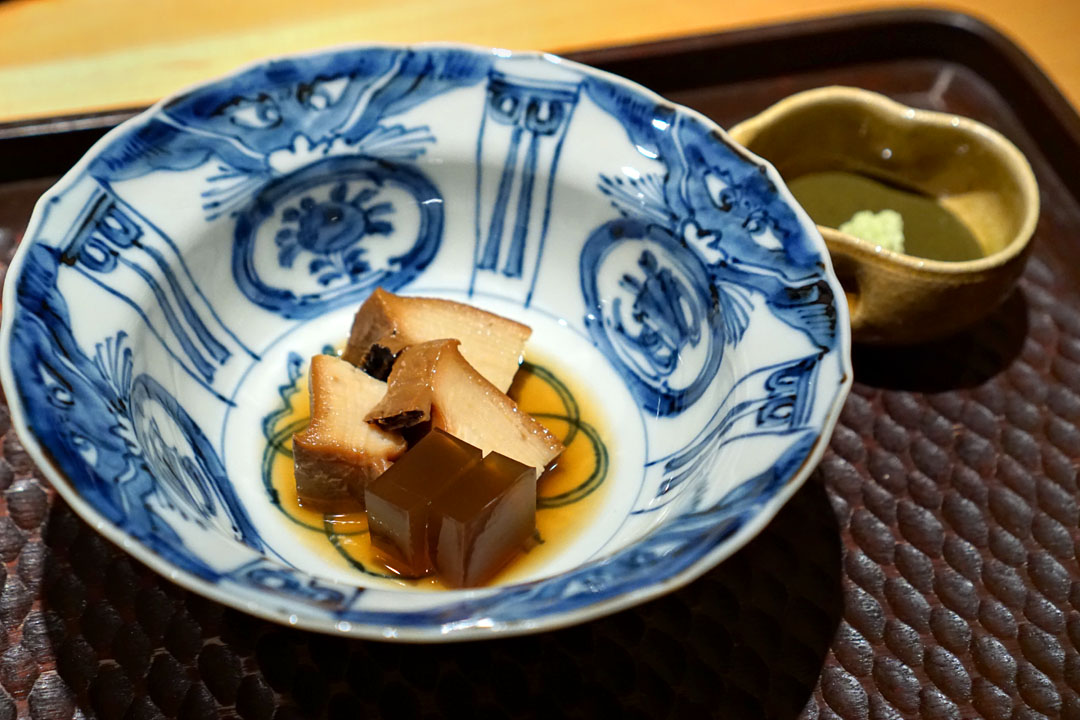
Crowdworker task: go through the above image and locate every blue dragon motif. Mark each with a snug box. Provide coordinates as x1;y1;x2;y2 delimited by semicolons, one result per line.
89;49;492;183
580;79;837;419
89;49;492;319
9;245;262;580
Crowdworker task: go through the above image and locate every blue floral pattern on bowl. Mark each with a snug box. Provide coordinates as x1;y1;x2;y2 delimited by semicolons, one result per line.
0;44;851;641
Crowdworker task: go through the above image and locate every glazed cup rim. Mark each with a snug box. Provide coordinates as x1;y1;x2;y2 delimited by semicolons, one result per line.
729;85;1040;275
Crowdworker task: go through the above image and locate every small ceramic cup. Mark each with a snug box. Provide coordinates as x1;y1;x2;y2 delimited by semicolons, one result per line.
729;86;1040;345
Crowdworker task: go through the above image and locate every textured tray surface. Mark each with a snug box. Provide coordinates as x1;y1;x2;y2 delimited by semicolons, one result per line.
2;31;1080;720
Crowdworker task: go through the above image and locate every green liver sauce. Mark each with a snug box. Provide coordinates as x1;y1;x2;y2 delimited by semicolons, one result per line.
787;171;983;262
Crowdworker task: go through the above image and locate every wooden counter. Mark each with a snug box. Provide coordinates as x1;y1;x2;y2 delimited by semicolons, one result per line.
0;0;1077;123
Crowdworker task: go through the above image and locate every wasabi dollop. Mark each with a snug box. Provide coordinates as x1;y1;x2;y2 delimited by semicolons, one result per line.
838;208;905;253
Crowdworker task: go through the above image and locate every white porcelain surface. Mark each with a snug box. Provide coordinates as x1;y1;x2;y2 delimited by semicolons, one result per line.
0;44;851;640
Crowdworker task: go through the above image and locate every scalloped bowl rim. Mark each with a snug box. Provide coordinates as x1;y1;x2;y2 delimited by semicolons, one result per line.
0;41;853;641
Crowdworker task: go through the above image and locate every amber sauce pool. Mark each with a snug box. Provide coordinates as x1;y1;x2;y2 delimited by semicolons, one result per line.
264;350;610;589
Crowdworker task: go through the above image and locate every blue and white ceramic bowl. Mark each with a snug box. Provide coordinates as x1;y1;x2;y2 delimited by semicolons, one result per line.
0;44;851;641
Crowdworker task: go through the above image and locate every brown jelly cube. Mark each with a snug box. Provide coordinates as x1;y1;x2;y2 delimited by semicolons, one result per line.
431;452;537;588
364;429;481;574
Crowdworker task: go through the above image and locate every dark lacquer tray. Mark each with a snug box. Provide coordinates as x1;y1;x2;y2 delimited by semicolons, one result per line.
2;9;1080;719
